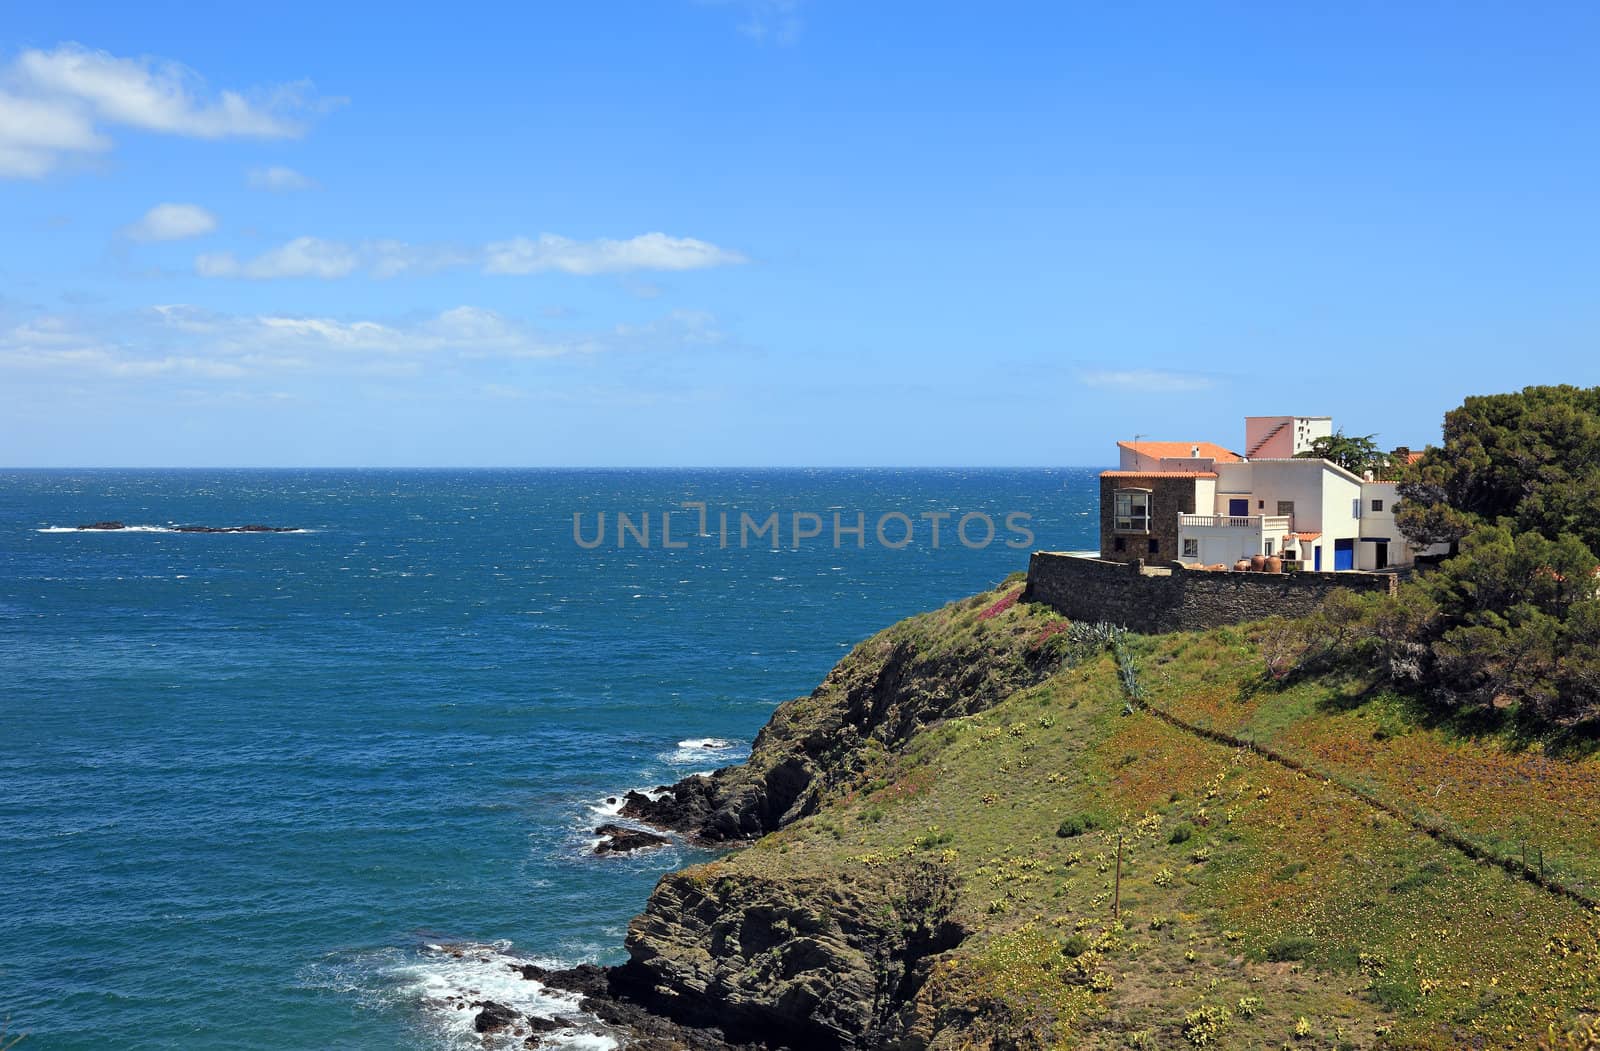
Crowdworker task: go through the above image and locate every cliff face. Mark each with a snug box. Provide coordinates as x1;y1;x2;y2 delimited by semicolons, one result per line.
615;860;962;1050
622;582;1058;844
597;581;1600;1050
608;580;1072;1050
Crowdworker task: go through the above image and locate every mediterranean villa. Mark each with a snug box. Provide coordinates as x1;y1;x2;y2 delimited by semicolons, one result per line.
1099;415;1439;573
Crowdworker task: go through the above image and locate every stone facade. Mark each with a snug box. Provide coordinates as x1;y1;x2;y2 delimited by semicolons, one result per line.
1023;551;1398;634
1098;473;1202;564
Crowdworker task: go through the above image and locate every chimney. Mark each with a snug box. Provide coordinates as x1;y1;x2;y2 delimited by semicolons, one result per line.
1191;445;1199;458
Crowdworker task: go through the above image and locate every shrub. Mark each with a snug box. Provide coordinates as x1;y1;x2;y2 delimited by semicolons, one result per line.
1057;813;1101;838
1061;933;1091;957
1168;822;1195;845
1265;935;1318;962
977;589;1021;621
1182;1004;1233;1046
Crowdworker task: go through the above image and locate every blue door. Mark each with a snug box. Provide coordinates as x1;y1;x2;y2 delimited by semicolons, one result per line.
1334;539;1355;571
1314;546;1322;571
1228;499;1249;517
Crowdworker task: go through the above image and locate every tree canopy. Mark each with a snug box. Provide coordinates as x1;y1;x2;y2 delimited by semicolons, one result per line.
1295;430;1391;475
1290;385;1600;731
1397;385;1600;554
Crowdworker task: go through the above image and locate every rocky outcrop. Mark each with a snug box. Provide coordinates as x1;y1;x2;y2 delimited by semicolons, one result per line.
612;861;963;1050
589;588;1051;1048
473;1000;520;1033
622;610;1056;847
593;823;671;854
72;521;298;532
173;524;297;533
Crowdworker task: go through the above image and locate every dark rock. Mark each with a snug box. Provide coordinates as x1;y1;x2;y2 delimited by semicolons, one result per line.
76;521;126;530
473;1000;519;1033
537;962;610;999
592;823;669;854
511;962;549;981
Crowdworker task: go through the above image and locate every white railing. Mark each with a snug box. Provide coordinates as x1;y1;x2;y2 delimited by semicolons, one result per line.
1180;514;1293;531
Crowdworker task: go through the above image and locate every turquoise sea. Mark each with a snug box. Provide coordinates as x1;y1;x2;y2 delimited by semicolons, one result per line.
0;469;1098;1049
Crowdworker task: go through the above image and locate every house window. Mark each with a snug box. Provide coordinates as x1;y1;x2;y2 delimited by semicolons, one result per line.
1182;538;1199;559
1113;489;1150;532
1258;500;1265;510
1113;537;1126;552
1148;538;1160;554
1276;500;1295;517
1371;499;1384;512
1265;538;1275;556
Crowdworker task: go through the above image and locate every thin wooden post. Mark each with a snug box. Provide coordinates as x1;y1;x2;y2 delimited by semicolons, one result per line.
1113;832;1124;921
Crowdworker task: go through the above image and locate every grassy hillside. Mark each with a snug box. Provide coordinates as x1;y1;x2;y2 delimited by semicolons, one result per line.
633;579;1600;1049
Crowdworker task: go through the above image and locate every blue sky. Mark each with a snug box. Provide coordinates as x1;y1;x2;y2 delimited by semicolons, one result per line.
3;2;1598;466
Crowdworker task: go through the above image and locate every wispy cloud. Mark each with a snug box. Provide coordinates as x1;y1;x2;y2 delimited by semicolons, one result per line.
482;233;746;275
196;236;359;279
124;202;217;242
196;232;747;280
704;0;804;44
1079;368;1220;392
0;43;337;178
0;303;729;384
246;164;315;191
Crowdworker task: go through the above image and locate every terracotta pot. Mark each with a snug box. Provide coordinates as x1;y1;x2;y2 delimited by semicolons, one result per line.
1266;556;1283;574
1250;554;1268;572
1235;559;1251;573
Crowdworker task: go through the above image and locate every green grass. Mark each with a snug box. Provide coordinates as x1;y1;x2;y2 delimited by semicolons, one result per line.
673;585;1600;1048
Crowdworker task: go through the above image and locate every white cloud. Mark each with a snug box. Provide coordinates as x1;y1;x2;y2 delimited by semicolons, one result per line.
482;232;747;275
197;236;358;279
1079;368;1219;392
1;304;727;383
737;0;804;44
0;43;334;179
0;91;110;176
196;232;748;280
246;165;314;191
125;202;217;242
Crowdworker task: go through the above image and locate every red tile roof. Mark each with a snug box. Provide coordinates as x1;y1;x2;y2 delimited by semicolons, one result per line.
1100;470;1218;479
1118;440;1243;463
1292;531;1323;541
1405;450;1426;464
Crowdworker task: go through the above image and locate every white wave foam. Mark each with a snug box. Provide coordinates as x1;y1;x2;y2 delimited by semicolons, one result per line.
308;941;617;1050
665;736;746;765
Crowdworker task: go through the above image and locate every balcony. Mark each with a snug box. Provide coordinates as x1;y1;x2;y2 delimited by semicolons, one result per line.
1179;514;1292;532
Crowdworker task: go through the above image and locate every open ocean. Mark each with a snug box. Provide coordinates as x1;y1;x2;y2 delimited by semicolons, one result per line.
0;469;1098;1050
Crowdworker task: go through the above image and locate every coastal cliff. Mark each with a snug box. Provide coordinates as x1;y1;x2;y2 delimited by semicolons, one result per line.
551;576;1600;1049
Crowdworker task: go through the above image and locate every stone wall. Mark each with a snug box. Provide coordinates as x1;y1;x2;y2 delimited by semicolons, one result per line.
1023;551;1398;634
1099;473;1199;564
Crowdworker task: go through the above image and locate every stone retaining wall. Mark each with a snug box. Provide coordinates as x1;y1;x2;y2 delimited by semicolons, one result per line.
1022;551;1398;633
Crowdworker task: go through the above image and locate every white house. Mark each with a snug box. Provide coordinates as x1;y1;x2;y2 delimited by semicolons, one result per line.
1100;416;1436;573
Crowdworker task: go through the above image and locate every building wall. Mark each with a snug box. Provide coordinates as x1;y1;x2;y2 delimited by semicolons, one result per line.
1098;474;1201;564
1211;459;1359;538
1244;416;1332;458
1024;552;1399;634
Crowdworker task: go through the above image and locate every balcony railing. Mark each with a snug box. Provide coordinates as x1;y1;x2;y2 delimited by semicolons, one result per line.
1179;514;1292;531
